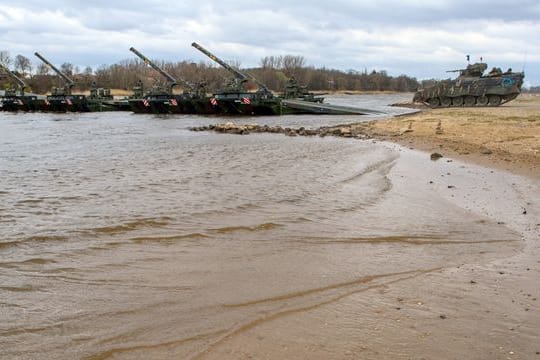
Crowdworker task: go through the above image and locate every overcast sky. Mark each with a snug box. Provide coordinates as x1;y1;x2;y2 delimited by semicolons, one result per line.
1;0;539;86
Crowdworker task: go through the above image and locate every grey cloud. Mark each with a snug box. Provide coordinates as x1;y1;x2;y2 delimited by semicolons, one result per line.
0;1;538;84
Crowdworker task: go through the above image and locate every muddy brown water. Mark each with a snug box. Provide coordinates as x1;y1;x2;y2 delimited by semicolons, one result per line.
0;96;532;359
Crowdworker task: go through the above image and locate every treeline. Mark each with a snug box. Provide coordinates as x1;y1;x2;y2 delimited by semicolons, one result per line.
522;86;540;93
0;50;420;94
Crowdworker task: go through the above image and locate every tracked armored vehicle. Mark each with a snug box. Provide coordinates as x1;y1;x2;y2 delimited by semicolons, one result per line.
191;42;377;116
0;63;45;112
191;42;279;115
34;52;125;112
281;76;324;103
128;47;211;114
34;52;90;112
413;62;524;108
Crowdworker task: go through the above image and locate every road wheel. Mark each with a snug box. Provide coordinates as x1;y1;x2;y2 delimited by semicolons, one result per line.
452;96;463;106
428;98;441;108
488;95;501;106
477;95;489;106
440;97;452;107
464;96;476;107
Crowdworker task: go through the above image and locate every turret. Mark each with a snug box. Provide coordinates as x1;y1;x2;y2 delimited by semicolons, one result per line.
446;62;488;78
191;42;270;94
0;63;27;95
129;47;180;94
34;52;75;94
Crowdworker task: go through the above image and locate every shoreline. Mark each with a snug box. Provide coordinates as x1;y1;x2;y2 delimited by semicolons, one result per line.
189;98;540;358
190;94;539;180
201;143;540;360
357;94;540;180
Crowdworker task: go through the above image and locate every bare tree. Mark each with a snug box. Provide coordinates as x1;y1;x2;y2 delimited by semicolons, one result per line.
0;50;11;67
36;63;50;75
281;55;306;77
14;54;32;77
60;62;74;77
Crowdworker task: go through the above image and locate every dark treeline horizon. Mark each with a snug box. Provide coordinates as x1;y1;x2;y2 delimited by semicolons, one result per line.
2;50;423;95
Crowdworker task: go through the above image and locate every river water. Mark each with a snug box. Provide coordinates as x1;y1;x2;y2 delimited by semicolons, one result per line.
0;95;527;359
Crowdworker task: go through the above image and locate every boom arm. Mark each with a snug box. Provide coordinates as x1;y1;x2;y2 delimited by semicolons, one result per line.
34;52;75;89
0;63;27;92
191;42;270;94
129;47;178;88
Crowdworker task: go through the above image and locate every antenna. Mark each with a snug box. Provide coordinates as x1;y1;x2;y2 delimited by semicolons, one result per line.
522;52;527;73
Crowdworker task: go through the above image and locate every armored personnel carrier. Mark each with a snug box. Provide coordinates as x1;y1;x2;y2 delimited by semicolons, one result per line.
87;81;129;111
281;76;324;103
413;62;524;108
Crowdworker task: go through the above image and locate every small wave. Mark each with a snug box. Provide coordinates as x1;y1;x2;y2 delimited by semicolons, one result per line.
0;241;20;250
287;217;313;223
307;235;518;246
0;235;67;251
0;258;57;268
57;196;84;201
0;284;43;292
16;198;44;205
19;257;57;265
130;233;209;244
26;235;68;243
339;156;397;184
90;217;172;235
210;222;283;234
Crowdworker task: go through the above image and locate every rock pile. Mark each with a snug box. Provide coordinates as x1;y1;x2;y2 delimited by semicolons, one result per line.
190;122;371;139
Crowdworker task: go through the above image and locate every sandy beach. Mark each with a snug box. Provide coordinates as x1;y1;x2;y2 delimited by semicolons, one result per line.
356;94;540;179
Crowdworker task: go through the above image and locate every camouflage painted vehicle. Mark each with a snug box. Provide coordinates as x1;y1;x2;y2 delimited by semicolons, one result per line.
191;42;281;115
87;82;130;111
191;42;370;115
34;53;125;112
281;76;324;103
34;52;91;112
128;47;212;114
0;63;45;112
413;62;524;108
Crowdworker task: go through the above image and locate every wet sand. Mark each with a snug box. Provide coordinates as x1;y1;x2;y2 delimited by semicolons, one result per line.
194;96;540;359
196;147;540;360
328;96;540;359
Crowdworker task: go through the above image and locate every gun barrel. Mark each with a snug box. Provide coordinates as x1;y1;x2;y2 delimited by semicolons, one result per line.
0;63;27;90
191;42;270;93
191;42;246;81
129;47;177;86
34;52;74;87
